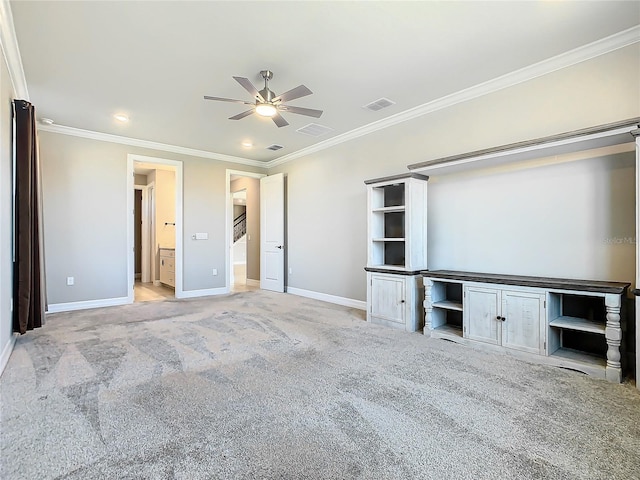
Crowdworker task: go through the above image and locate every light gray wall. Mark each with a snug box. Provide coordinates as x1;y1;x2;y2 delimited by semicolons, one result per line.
0;45;15;367
427;151;636;282
38;132;265;304
231;177;260;281
269;44;640;302
41;134;130;303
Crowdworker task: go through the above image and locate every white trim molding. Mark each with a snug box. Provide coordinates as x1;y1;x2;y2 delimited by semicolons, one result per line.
47;296;131;313
0;0;28;99
180;287;229;299
41;124;265;167
0;333;17;377
128;154;184;300
287;287;366;311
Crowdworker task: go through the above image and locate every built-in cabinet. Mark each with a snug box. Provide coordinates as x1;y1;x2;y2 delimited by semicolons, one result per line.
159;248;175;288
464;286;546;355
364;173;428;332
423;271;629;382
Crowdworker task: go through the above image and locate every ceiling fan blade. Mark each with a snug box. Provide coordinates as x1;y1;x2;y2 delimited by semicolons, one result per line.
272;112;289;128
233;76;264;102
229;109;255;120
273;85;312;103
204;95;254;105
278;105;323;118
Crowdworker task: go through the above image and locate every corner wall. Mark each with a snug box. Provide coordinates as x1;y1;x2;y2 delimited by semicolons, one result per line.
0;40;15;373
269;44;640;303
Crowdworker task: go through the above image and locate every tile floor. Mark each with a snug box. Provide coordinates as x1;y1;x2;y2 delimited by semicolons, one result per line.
134;281;175;302
134;263;257;302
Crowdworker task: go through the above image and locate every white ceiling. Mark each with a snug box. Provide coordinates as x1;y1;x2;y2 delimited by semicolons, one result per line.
9;1;640;164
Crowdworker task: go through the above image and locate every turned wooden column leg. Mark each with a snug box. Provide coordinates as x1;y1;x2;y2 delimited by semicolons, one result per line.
423;278;433;337
604;293;623;383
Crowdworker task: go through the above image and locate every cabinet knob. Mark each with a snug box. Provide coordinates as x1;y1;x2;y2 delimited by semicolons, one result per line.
400;299;405;303
496;315;501;321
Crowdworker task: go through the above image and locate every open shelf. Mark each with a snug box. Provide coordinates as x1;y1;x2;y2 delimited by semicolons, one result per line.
549;315;605;334
372;206;405;213
432;323;463;338
549;347;607;369
432;300;463;311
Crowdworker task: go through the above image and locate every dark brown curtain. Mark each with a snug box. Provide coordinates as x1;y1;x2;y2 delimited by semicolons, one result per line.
13;99;45;334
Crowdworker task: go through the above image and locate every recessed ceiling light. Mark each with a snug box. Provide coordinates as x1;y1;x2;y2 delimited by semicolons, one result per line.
40;118;54;125
242;141;253;148
114;113;129;123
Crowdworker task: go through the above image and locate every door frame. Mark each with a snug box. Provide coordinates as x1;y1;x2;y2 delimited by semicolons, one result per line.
127;154;184;300
225;169;266;292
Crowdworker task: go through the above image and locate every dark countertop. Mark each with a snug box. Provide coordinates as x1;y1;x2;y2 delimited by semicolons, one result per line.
421;270;630;294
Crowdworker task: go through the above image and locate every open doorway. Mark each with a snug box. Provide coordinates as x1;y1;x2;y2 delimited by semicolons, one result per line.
227;170;265;293
128;155;183;302
231;190;247;287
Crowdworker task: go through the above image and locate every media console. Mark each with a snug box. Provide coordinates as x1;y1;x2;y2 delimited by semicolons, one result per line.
422;270;629;382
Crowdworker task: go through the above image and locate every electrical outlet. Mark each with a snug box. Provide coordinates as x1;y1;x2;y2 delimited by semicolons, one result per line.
66;277;74;286
212;268;217;276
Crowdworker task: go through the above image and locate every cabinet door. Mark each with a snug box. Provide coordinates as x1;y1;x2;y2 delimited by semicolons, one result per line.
501;290;545;354
464;286;500;345
370;274;406;325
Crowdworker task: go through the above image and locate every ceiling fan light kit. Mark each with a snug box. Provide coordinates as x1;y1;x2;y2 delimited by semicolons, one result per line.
255;103;277;117
204;69;323;127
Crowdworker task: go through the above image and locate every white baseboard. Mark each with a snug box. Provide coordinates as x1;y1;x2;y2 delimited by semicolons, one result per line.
0;333;18;377
246;279;260;287
287;287;366;310
47;296;132;313
178;287;229;299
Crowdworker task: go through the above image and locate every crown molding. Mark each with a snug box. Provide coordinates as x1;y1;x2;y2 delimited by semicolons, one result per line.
38;124;266;167
265;25;640;169
0;0;28;99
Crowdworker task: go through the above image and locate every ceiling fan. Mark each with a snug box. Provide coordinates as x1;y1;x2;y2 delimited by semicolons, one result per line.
204;70;323;127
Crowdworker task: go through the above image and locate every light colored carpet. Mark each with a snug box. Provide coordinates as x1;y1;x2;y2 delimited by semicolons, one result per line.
1;290;639;479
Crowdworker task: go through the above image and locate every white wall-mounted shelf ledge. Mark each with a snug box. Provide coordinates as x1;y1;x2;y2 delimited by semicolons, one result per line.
408;118;640;175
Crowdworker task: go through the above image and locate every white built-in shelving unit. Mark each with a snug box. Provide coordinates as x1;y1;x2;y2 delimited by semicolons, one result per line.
364;173;428;331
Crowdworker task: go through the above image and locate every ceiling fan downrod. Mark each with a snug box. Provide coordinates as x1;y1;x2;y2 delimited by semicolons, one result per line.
259;70;275;102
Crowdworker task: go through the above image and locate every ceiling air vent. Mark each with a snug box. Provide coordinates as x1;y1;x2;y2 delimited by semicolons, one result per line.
363;97;396;112
296;123;334;137
266;144;284;151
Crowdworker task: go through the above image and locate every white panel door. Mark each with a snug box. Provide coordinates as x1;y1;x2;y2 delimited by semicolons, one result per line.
501;290;545;354
260;173;285;292
464;286;500;345
370;274;405;325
